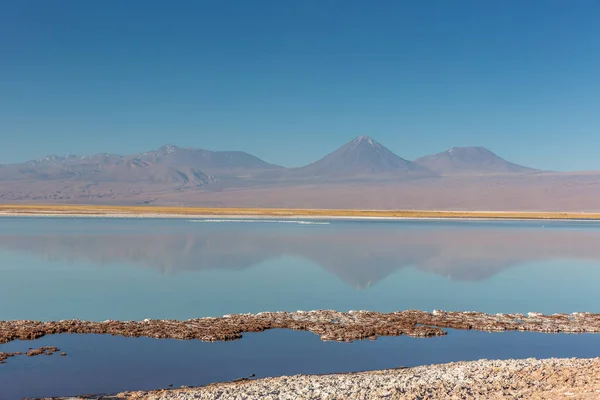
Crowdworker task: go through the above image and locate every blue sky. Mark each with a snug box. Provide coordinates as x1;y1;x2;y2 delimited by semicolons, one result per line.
1;0;599;170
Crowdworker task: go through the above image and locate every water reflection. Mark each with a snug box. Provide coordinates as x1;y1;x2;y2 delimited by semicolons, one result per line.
2;219;600;320
1;221;600;287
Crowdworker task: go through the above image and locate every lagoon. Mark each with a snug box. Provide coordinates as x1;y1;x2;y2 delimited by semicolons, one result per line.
3;330;600;399
3;217;600;398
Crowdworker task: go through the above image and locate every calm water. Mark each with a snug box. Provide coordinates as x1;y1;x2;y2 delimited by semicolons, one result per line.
1;217;600;320
2;330;600;399
3;217;600;399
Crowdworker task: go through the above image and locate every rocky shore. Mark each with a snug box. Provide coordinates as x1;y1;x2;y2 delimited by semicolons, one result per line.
3;310;600;345
42;357;600;400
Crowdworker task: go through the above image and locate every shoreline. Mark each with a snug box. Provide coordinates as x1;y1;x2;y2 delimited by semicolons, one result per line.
2;213;589;222
1;204;600;221
1;213;599;223
44;357;600;400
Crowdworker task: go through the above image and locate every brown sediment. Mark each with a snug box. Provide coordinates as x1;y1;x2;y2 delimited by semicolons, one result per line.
26;346;61;357
0;352;16;364
2;310;600;346
0;346;61;364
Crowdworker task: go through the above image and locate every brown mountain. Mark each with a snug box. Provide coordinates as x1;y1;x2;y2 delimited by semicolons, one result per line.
286;136;434;180
414;147;539;175
0;145;282;187
129;144;282;174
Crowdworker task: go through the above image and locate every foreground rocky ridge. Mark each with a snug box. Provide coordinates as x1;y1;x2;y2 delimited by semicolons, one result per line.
3;310;600;345
43;358;600;400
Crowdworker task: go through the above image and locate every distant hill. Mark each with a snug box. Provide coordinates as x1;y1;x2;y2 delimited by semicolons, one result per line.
130;145;282;173
414;147;539;175
288;136;434;180
0;145;282;187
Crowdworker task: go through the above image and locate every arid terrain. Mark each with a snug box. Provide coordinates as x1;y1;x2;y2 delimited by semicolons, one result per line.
2;136;600;211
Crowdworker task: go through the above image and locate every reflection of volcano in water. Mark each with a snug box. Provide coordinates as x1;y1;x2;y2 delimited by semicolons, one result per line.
2;225;600;288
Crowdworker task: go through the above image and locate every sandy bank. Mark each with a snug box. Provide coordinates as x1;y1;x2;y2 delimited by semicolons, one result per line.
43;357;600;400
4;310;600;345
1;204;600;220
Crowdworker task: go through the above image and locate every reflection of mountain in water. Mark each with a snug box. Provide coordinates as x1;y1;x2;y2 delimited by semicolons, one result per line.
2;226;600;288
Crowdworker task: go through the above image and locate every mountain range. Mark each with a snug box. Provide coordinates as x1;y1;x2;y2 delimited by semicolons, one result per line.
1;136;599;210
0;136;538;184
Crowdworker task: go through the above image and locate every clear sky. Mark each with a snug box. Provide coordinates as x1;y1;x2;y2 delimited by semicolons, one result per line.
1;0;599;170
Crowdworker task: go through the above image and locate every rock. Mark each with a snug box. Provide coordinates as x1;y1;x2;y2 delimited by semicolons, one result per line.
2;309;600;346
0;346;61;365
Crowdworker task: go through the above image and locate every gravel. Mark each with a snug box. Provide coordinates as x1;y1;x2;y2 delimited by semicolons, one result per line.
47;357;600;400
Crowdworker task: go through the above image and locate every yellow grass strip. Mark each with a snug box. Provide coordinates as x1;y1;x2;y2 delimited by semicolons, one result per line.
0;204;600;220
